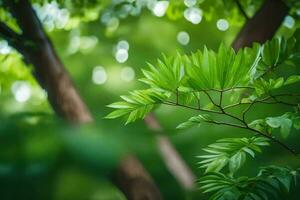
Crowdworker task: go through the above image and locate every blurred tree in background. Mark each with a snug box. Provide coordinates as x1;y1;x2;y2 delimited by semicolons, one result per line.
0;0;300;200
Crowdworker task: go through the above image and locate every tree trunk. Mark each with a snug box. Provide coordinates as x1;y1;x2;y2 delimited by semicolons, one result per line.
3;0;162;199
144;114;196;190
232;0;289;50
114;156;162;200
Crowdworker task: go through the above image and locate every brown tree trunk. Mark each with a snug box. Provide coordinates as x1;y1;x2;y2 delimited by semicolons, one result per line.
114;156;162;200
2;0;162;199
232;0;289;50
144;114;196;190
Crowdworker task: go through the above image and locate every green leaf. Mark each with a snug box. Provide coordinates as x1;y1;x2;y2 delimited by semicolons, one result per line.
184;43;260;90
266;118;282;128
261;37;281;66
198;137;269;174
105;109;131;119
273;77;284;88
293;117;300;130
200;166;299;200
284;75;300;85
139;54;184;91
176;114;211;129
105;89;169;124
229;151;246;175
266;115;293;138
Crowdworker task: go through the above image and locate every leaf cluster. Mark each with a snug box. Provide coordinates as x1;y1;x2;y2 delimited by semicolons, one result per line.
199;166;299;200
197;137;269;175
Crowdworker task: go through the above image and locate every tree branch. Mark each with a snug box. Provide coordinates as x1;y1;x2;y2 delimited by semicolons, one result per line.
232;0;289;50
144;114;197;190
234;0;249;19
206;119;297;156
163;101;223;114
162;92;298;156
3;0;163;199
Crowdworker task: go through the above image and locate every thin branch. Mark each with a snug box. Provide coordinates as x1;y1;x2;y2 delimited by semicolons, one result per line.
163;101;223;114
234;0;249;20
223;93;300;110
188;86;254;93
206;119;297;156
222;86;255;92
242;102;255;122
219;91;223;107
247;127;297;156
163;96;298;156
205;120;247;130
193;92;201;109
203;90;219;108
176;88;179;104
270;95;299;107
222;109;246;125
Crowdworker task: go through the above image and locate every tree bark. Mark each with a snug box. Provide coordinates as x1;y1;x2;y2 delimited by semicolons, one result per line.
2;0;162;199
232;0;289;50
114;156;162;200
144;114;196;190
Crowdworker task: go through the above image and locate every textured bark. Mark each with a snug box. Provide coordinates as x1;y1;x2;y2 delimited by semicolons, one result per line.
3;0;162;199
4;0;92;123
232;0;289;50
114;156;162;200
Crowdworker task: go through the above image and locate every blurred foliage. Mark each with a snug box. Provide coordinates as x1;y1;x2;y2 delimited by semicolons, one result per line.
0;0;300;200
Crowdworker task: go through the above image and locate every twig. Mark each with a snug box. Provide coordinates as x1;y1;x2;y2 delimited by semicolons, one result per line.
163;91;299;156
206;119;297;156
234;0;249;20
187;87;254;93
203;90;219;108
270;95;299;107
219;91;223;107
193;92;201;109
205;120;247;130
163;101;223;114
176;88;179;104
247;127;297;156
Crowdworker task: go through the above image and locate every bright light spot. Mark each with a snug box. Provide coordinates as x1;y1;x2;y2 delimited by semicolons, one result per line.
68;35;80;54
92;66;107;85
177;31;190;45
184;0;197;7
115;49;129;63
283;16;295;29
117;40;129;50
56;9;69;29
0;40;12;54
130;5;142;16
11;81;31;103
107;17;119;31
184;7;202;24
120;67;135;82
216;19;229;31
101;12;112;24
80;36;98;50
33;2;69;30
297;9;300;16
152;1;169;17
